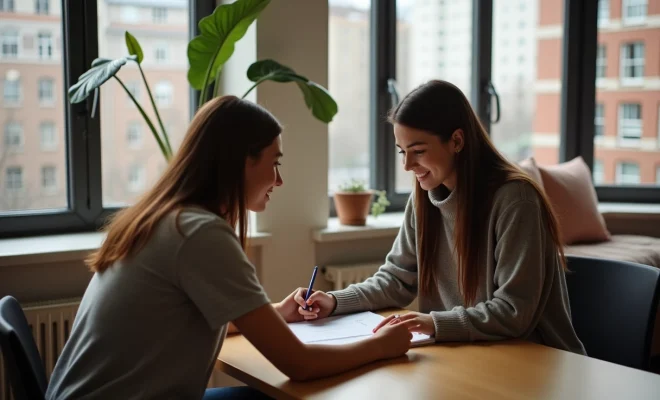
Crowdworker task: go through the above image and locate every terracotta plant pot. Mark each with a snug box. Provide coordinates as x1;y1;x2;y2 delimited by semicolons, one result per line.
333;191;373;226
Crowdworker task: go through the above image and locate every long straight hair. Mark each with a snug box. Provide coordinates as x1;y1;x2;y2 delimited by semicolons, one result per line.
87;96;282;273
389;80;566;306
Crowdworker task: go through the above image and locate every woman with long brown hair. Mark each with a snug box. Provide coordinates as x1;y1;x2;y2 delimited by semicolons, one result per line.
45;96;413;400
294;80;585;355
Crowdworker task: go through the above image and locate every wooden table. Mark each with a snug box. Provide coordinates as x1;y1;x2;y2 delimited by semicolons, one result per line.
216;311;660;400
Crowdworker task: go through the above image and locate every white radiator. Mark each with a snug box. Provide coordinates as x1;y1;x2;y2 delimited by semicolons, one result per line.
0;298;81;400
322;262;380;290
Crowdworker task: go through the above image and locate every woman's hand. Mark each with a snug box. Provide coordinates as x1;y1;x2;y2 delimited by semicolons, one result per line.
275;289;320;323
373;312;435;337
370;322;412;360
293;288;337;320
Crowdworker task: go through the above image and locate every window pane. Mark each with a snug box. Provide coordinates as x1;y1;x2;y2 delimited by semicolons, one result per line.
491;0;563;168
0;5;67;212
394;0;473;193
98;1;190;207
595;11;659;186
328;0;370;193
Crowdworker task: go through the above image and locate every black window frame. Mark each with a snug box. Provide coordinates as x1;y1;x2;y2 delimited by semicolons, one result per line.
0;0;215;239
330;0;659;217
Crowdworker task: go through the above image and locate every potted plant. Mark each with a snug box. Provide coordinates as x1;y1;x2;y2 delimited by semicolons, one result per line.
67;0;338;162
334;180;390;226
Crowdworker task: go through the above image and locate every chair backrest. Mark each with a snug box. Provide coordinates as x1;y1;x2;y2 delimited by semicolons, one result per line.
0;296;47;400
565;255;660;370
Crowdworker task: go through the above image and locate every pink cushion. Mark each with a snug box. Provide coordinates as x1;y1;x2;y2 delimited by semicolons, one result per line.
519;157;545;191
537;156;611;245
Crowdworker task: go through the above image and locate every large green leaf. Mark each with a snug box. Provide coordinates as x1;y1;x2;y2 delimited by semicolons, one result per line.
246;59;338;123
68;56;136;103
125;31;144;64
187;0;270;90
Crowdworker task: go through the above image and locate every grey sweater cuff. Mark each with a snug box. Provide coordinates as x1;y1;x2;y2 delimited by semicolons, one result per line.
430;310;471;342
328;288;363;315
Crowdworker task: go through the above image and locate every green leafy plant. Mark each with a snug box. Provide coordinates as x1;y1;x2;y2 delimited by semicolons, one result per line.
67;0;338;162
336;179;390;218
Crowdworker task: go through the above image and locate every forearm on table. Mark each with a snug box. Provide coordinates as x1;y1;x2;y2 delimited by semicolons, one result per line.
294;338;385;381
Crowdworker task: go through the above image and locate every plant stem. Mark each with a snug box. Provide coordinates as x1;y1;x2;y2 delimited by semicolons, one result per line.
199;47;222;108
137;63;172;157
241;78;268;99
213;66;222;98
115;76;170;162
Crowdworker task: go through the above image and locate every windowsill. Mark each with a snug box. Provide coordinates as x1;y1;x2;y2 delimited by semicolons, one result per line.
0;230;272;267
313;202;660;243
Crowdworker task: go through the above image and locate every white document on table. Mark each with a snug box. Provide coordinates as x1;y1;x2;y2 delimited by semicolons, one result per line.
287;311;434;347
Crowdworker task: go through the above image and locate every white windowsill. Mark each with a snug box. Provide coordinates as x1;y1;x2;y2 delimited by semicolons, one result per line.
313;203;660;243
0;230;272;267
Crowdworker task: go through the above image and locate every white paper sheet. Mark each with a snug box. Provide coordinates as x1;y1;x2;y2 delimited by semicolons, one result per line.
287;311;435;347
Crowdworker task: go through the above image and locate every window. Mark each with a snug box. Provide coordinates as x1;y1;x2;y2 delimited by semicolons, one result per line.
41;166;56;192
595;45;606;79
127;164;146;193
38;78;54;104
328;0;371;193
620;42;644;84
127;122;142;149
0;0;15;12
5;167;22;191
154;81;172;107
597;0;609;26
35;0;48;15
40;122;56;150
593;160;604;184
4;122;22;151
618;104;642;142
622;0;647;24
3;78;20;103
152;7;167;23
1;31;18;58
120;6;140;23
657;166;660;185
155;44;168;62
616;162;640;185
37;32;52;59
594;104;604;137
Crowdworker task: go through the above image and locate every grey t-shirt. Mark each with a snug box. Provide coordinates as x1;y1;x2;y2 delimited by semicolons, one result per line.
46;207;270;400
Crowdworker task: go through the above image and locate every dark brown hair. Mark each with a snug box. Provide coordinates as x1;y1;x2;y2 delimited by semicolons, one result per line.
389;80;565;306
87;95;282;272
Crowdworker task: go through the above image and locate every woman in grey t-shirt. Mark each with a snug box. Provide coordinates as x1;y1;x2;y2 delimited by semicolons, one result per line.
46;96;413;400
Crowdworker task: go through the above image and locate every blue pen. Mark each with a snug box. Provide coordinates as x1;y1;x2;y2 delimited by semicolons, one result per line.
303;266;319;311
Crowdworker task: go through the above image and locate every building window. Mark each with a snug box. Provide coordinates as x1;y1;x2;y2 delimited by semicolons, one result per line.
5;167;23;191
154;81;172;107
620;42;644;84
596;45;606;78
120;6;140;24
656;166;660;185
622;0;647;24
4;122;23;151
38;77;54;104
594;103;604;137
152;7;167;23
128;164;146;192
40;122;56;150
615;162;640;185
1;31;18;58
41;165;56;192
593;160;604;184
0;0;14;12
127;122;142;148
618;104;642;143
38;32;53;59
597;0;609;26
3;78;20;103
155;44;168;62
35;0;49;15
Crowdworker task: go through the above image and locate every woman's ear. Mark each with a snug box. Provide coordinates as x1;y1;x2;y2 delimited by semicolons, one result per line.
452;129;464;153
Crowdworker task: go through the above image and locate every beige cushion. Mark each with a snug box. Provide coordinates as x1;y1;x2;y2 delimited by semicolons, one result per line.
564;234;660;268
537;156;611;245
